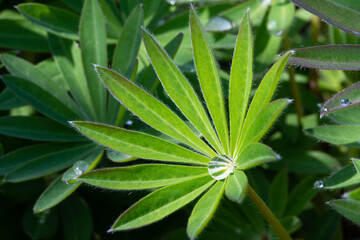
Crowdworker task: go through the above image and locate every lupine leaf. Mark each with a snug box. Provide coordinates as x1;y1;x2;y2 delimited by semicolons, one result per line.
110;175;214;231
0;116;84;142
353;158;360;174
0;88;25;110
95;66;216;157
71;121;210;165
229;10;253;156
288;45;360;70
224;170;247;203
236;143;279;170
291;0;360;38
187;180;225;239
190;6;229;154
80;0;107;122
1;143;95;182
269;169;288;218
305;125;360;147
78;164;208;190
2;75;80;125
48;33;96;121
328;199;360;225
16;3;79;40
143;29;222;154
315;165;360;190
267;0;295;35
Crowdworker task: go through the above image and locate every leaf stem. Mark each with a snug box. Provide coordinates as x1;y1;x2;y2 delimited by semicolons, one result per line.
246;185;292;240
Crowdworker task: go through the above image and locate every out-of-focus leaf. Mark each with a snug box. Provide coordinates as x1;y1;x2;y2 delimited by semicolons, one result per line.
347;187;360;200
205;16;235;32
22;206;58;239
106;149;136;162
285;176;317;216
110;176;214;231
80;0;108;122
229;11;252;156
305;210;339;240
291;0;360;38
353;158;360;174
48;33;96;121
95;66;216;157
72;121;210;165
35;59;68;91
2;75;80;125
236;143;279;170
187;181;225;239
0;116;84;142
269;169;288;218
282;216;302;235
314;165;360;190
16;3;79;40
61;0;84;12
0;88;25;110
143;29;221;155
289;45;360;70
0;17;49;52
225;170;247;203
78;164;208;190
60;195;92;240
190;6;230;154
328;199;360;225
305;125;360;147
267;0;295;35
1;143;95;182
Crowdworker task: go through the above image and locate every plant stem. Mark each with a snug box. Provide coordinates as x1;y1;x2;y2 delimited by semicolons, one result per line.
247;185;292;240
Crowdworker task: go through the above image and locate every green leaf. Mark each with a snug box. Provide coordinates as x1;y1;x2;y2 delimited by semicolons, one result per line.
229;10;253;156
353;158;360;174
224;170;247;203
269;169;288;218
236;143;279;170
328;199;360;225
106;149;136;163
190;6;229;154
291;0;360;38
285;176;318;216
80;0;107;122
0;116;84;142
1;53;80;113
236;52;291;154
305;210;339;240
22;206;58;239
0;17;49;52
16;3;80;40
0;88;25;110
187;180;225;239
60;195;93;240
288;45;360;70
267;0;295;35
112;4;143;76
72;121;210;165
305;125;360;147
205;16;235;33
110;175;214;231
143;29;222;155
347;187;360;200
315;165;360;190
48;33;96;121
79;164;208;190
2;143;95;182
2;75;80;125
95;66;216;157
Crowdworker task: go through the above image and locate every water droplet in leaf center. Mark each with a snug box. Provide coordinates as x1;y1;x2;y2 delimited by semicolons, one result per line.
208;155;235;180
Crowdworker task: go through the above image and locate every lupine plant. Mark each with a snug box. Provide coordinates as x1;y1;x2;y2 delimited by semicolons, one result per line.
72;7;293;239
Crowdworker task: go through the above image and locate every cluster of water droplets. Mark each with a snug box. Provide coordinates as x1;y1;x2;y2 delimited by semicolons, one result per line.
208;155;235;180
62;161;89;183
340;97;351;106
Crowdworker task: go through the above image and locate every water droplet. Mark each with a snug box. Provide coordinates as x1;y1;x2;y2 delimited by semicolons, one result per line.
74;167;82;175
267;21;277;30
314;180;323;189
289;50;296;55
62;161;89;183
340;97;351;106
126;120;133;125
168;0;175;5
321;106;328;113
208;155;235;180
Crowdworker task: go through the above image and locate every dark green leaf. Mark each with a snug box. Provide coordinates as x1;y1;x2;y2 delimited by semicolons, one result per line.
269;169;288;218
315;165;360;190
328;199;360;225
22;206;58;239
0;88;25;110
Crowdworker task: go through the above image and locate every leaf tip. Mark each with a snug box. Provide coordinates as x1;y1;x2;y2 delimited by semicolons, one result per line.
107;228;114;233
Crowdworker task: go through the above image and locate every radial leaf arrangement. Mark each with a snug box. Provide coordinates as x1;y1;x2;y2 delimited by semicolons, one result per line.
72;7;292;239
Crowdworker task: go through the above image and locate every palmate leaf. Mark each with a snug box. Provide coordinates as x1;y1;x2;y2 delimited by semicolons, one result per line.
110;176;214;231
236;143;279;170
224;170;247;203
71;121;210;165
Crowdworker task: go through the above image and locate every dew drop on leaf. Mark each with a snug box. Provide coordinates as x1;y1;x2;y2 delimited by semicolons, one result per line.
267;21;277;31
314;180;324;189
168;0;175;5
208;155;235;180
340;97;351;106
321;106;328;113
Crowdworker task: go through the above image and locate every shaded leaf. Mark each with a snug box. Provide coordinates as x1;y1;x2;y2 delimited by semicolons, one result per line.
0;88;25;110
22;206;58;239
269;169;288;218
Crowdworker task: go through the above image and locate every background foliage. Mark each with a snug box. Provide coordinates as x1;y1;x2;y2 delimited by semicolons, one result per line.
0;0;359;239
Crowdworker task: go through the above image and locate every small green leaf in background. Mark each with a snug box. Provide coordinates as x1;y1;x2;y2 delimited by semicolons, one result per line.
22;206;58;239
291;0;360;38
288;45;360;70
328;198;360;225
187;180;225;239
267;0;295;36
315;165;360;190
269;169;288;218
